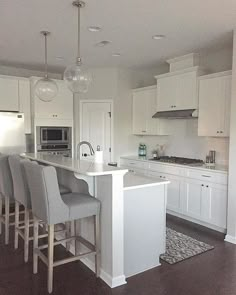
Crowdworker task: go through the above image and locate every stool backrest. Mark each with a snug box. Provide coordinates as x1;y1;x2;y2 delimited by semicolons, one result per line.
0;154;13;199
23;161;69;224
8;155;31;208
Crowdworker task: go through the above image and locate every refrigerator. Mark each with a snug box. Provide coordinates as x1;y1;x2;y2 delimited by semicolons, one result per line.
0;112;26;154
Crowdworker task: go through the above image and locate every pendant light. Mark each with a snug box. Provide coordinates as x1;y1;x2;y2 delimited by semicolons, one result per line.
64;1;92;93
34;31;58;102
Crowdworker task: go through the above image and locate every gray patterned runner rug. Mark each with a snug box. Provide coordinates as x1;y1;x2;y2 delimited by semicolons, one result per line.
160;227;214;264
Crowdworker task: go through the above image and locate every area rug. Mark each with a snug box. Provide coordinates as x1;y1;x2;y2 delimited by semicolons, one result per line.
160;227;214;264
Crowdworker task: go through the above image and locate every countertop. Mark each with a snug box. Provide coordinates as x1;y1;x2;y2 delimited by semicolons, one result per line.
124;172;169;191
121;156;228;174
21;153;128;176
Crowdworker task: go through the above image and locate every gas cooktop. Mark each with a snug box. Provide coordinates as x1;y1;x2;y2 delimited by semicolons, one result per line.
149;156;204;166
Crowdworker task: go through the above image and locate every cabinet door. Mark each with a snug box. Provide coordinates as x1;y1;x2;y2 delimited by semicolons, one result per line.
203;183;227;229
198;75;231;137
34;79;73;120
19;79;31;134
148;171;182;213
176;71;197;110
146;88;159;134
157;76;177;111
220;75;231;137
132;90;147;134
0;76;19;111
182;178;204;219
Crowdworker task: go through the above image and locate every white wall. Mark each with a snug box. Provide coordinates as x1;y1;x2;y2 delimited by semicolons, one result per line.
225;30;236;243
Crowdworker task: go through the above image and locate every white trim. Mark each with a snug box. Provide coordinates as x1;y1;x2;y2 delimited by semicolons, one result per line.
224;235;236;244
198;70;232;80
166;53;199;64
155;66;200;80
167;210;227;234
79;99;114;162
132;85;156;92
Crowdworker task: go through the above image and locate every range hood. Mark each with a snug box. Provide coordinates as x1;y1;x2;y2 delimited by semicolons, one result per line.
152;109;198;119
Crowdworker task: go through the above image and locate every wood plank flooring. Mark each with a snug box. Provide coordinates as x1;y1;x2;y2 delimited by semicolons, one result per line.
0;215;235;295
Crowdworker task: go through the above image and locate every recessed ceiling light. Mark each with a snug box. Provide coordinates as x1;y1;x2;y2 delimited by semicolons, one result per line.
112;53;121;57
88;26;102;32
96;40;112;47
152;35;165;40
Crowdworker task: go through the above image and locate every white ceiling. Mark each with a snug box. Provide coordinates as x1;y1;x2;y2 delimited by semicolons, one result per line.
0;0;235;72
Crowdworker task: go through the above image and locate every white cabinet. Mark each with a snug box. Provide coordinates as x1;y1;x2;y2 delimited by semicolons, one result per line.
132;86;170;135
120;157;228;232
32;78;73;120
0;76;19;111
182;178;227;229
156;67;199;112
198;71;231;137
19;79;31;134
148;171;183;214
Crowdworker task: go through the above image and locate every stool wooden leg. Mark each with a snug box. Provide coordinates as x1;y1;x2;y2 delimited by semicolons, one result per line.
74;220;79;256
24;208;30;262
0;195;2;235
33;217;39;274
14;201;20;249
5;197;10;245
48;224;54;294
65;221;71;251
94;215;100;277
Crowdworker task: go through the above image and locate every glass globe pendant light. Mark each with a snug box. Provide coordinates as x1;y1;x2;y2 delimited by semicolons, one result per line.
64;1;92;93
34;31;58;102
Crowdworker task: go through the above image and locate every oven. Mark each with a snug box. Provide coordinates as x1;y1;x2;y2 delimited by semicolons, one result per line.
36;126;72;157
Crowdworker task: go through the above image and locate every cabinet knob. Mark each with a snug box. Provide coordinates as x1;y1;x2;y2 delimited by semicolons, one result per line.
217;131;219;134
201;184;204;187
206;185;209;188
220;131;223;134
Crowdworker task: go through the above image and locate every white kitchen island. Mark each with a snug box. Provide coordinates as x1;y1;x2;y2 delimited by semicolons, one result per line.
21;153;169;287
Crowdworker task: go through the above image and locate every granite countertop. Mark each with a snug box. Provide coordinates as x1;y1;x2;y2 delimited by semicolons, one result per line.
124;172;169;191
121;156;228;174
21;153;128;176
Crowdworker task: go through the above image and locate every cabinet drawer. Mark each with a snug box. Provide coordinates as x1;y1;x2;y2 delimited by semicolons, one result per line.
149;162;185;176
185;169;227;185
120;159;148;170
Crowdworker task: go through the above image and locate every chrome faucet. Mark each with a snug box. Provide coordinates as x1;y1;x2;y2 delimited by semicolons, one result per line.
77;141;95;159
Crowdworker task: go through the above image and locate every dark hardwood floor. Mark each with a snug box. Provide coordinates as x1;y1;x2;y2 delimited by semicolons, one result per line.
1;215;236;295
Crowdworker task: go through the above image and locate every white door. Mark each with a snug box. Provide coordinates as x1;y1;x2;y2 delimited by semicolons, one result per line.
80;101;112;163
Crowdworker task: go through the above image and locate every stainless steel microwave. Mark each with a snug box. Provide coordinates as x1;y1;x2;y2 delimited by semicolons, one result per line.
38;127;71;144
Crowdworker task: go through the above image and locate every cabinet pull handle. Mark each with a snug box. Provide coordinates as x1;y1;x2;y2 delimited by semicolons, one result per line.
142;130;146;133
202;175;211;178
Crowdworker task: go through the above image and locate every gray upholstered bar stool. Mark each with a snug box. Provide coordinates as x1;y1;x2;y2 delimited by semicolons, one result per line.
0;154;15;244
23;161;101;294
9;155;72;262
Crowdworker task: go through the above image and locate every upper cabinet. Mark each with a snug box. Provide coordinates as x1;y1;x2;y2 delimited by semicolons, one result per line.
198;71;231;137
0;76;19;111
32;77;73;121
132;86;170;135
155;67;202;112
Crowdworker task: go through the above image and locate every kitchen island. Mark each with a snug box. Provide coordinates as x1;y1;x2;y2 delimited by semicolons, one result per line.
21;153;169;287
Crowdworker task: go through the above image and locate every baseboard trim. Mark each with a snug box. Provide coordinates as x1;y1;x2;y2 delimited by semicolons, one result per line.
167;210;226;234
224;235;236;244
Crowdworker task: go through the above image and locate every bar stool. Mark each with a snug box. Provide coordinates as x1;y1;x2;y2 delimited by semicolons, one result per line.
0;154;15;245
23;161;101;294
8;155;72;262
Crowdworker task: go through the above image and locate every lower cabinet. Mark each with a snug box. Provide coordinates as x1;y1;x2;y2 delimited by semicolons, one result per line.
182;179;227;229
148;171;183;214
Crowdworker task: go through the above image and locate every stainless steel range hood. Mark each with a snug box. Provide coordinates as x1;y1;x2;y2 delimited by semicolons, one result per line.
152;109;198;119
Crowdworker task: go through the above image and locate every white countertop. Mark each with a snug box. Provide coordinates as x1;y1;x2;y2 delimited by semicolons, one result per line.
124;172;169;191
21;153;128;176
121;156;228;174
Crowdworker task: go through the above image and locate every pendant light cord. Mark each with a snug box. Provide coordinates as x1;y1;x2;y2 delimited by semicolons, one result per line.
44;32;48;79
77;3;81;64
